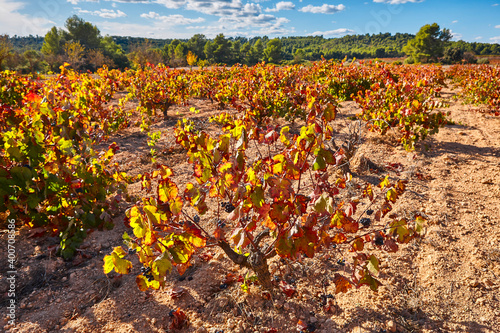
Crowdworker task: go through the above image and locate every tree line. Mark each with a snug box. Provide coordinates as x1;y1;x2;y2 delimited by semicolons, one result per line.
1;16;499;73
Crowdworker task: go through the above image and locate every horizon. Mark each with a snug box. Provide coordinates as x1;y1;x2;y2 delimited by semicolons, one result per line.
1;0;499;44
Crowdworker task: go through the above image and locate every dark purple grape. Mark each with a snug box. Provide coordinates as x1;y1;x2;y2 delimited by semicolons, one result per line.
360;218;371;227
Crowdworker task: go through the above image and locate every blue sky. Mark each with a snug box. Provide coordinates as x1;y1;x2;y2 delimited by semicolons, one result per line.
1;0;499;43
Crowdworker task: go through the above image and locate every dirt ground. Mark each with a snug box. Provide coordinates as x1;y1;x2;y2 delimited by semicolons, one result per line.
1;84;500;333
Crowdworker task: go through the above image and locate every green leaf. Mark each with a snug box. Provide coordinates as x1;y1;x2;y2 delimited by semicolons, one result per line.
313;193;328;213
103;254;114;274
169;240;193;264
367;255;379;275
312;155;326;171
152;257;173;277
415;216;426;235
386;188;398;203
57;137;74;155
143;205;159;225
323;103;337;122
158;179;178;203
6;147;23;160
250;185;265;209
359;269;382;292
129;207;147;238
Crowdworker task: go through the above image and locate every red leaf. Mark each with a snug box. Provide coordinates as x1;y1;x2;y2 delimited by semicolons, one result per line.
198;252;213;261
332;273;352;294
169;308;187;330
280;281;296;297
297;320;308;331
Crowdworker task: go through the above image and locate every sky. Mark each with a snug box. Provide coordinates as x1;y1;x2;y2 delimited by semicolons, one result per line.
0;0;499;43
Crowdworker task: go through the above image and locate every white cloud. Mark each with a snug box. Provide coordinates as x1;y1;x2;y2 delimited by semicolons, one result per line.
154;0;186;8
452;20;458;24
77;8;127;18
475;36;483;40
493;3;499;6
299;4;346;14
265;1;295;12
495;25;500;28
140;11;204;24
490;36;500;43
184;1;262;17
308;28;355;36
450;30;463;41
67;0;98;4
0;0;54;35
373;0;423;4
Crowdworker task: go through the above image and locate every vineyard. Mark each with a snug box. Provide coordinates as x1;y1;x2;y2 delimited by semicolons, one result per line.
1;61;500;333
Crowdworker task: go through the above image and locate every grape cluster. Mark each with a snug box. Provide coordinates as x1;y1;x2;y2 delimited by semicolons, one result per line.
360;217;371;227
128;248;137;255
366;209;374;215
221;202;235;213
141;266;154;282
374;235;384;246
319;293;334;306
336;259;345;266
307;322;317;332
193;215;200;223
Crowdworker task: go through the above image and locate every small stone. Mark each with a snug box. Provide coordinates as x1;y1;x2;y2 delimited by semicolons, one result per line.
387;320;397;332
310;316;318;324
469;280;480;288
70;272;76;280
62;277;67;282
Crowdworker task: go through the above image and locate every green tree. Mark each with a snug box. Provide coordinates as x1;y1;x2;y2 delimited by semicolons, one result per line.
293;48;306;64
231;40;242;64
23;50;44;73
245;39;264;65
173;43;186;67
240;42;251;64
101;35;129;69
0;35;13;70
212;33;230;64
187;34;207;59
264;38;282;64
41;27;64;56
403;23;452;63
167;39;181;60
204;40;215;63
442;47;464;64
65;15;101;50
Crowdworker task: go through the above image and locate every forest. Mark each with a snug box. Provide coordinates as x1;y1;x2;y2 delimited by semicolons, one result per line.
1;15;499;74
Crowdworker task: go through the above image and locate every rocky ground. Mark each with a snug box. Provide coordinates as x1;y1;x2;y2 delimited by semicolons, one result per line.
1;85;500;333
